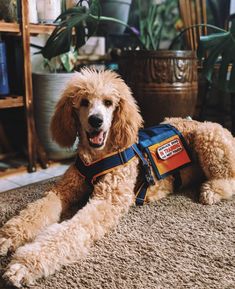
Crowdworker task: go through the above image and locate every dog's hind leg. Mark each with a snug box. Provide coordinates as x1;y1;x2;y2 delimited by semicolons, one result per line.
200;178;235;205
194;122;235;204
146;176;174;203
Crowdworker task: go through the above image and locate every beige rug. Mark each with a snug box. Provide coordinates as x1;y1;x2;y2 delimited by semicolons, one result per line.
0;178;235;289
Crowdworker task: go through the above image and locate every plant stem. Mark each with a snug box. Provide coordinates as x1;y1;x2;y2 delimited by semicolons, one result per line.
137;0;144;41
156;23;164;50
169;23;228;49
90;14;147;49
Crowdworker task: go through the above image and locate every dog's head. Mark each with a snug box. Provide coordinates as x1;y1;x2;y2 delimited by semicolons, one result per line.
51;68;143;152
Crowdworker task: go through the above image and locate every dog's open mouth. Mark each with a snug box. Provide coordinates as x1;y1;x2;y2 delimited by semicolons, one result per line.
86;130;107;148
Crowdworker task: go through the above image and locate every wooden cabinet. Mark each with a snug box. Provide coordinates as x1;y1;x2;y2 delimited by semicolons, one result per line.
0;1;55;172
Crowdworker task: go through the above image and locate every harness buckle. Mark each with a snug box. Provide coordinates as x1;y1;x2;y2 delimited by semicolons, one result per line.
143;163;155;186
118;150;128;164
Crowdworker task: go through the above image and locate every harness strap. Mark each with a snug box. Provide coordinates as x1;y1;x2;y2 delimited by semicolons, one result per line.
133;145;155;186
135;172;182;205
135;182;149;205
75;145;138;184
173;171;182;189
75;144;155;206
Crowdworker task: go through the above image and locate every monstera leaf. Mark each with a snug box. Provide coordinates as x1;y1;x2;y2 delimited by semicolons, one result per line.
198;14;235;92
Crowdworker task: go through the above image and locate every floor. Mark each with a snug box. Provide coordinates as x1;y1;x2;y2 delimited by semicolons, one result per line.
0;162;70;193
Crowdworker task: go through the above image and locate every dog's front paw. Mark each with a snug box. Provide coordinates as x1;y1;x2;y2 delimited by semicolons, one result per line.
3;263;35;288
200;190;221;205
0;237;13;256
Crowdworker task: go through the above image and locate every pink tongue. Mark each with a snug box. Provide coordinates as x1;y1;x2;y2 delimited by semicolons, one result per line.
90;131;104;144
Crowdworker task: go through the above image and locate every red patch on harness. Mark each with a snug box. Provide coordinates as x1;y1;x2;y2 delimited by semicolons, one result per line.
157;138;183;160
148;135;191;176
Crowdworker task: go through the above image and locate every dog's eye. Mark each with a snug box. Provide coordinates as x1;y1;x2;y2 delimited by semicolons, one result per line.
104;99;113;107
80;99;90;107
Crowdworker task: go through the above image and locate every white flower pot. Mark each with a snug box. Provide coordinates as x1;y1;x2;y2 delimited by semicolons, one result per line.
33;72;77;160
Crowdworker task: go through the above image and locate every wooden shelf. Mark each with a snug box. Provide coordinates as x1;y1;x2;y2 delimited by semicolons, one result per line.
0;95;24;109
0;22;56;34
0;1;50;172
0;22;20;33
29;23;56;34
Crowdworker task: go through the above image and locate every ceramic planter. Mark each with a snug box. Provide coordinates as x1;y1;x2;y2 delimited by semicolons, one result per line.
33;72;76;160
118;50;198;127
99;0;132;34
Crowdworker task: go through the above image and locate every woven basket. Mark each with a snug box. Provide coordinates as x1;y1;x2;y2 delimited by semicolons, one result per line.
33;72;77;160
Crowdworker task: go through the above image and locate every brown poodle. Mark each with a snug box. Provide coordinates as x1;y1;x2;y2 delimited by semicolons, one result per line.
0;68;235;287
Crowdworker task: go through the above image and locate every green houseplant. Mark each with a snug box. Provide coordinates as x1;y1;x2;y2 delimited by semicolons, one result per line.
41;0;135;59
41;0;180;56
41;0;198;127
198;14;235;93
196;13;235;134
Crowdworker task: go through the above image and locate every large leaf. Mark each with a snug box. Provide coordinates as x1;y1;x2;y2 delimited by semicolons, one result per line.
75;23;86;48
197;31;231;58
199;36;231;82
55;6;87;22
198;16;235;92
41;1;100;60
42;28;72;59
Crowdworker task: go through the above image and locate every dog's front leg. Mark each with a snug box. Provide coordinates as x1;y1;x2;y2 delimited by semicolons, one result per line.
0;165;86;256
3;180;134;288
0;191;62;257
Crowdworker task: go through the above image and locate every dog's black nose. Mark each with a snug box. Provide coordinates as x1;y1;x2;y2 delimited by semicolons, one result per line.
88;114;103;128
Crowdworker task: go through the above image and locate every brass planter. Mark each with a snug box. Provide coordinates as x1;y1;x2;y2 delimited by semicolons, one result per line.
118;50;198;127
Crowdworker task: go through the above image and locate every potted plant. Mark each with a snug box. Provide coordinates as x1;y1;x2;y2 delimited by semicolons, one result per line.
197;13;235;134
41;0;198;127
117;0;198;126
41;0;136;59
32;49;78;160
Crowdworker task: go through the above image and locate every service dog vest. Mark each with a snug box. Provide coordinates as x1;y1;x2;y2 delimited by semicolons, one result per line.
75;124;192;205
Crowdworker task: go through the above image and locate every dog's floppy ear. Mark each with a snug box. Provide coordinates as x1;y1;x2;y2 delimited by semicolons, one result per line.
111;84;143;147
50;86;78;148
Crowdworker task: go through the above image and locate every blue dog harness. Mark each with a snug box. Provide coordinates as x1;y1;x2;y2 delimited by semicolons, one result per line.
75;124;192;205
